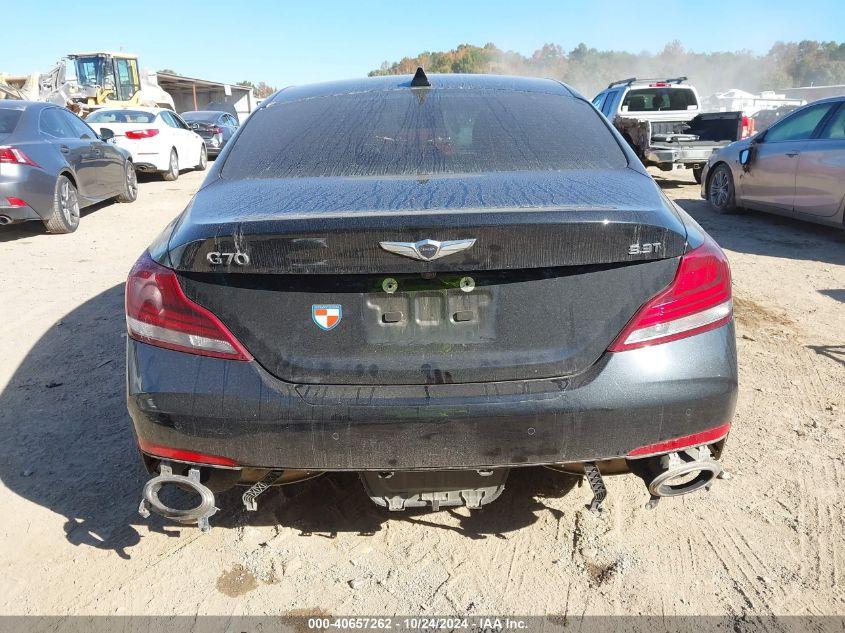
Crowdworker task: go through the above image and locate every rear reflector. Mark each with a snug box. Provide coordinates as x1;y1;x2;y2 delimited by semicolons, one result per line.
627;423;731;458
5;197;27;207
125;129;160;139
125;252;252;361
608;237;732;351
137;437;239;467
0;146;38;166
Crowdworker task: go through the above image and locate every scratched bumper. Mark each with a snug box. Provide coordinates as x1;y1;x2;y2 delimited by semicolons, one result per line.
127;323;737;470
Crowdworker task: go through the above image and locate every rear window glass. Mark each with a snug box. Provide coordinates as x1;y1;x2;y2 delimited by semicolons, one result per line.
622;88;697;112
87;110;156;123
182;111;218;122
0;109;22;134
221;89;627;179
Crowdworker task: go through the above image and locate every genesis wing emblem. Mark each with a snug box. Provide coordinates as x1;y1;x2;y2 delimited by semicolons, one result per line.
379;238;476;262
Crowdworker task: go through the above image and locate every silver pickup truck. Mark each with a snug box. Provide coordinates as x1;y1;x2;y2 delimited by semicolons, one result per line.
593;77;751;183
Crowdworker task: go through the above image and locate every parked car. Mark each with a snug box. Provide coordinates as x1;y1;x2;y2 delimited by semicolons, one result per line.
86;107;206;181
751;104;802;132
181;110;239;156
593;77;753;183
128;71;737;531
702;96;845;228
0;101;137;233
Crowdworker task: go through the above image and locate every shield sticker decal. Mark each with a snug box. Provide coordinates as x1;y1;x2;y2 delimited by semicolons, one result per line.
312;304;342;331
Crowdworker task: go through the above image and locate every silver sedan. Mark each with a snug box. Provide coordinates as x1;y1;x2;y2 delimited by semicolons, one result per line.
701;96;845;228
0;101;137;233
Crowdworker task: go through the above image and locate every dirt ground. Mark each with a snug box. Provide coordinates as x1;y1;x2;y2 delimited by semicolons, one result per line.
0;166;843;618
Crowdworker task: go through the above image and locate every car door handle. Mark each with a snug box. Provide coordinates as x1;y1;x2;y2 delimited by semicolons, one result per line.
60;145;70;154
785;151;800;157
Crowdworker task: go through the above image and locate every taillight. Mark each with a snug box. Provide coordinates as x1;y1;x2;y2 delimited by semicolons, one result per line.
125;129;160;139
0;146;38;166
609;237;732;352
740;115;755;139
6;197;27;207
125;252;252;361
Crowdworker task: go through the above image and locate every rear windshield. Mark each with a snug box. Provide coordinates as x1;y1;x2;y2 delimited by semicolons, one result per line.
221;89;627;179
0;109;22;134
87;110;156;123
182;111;218;122
622;88;698;112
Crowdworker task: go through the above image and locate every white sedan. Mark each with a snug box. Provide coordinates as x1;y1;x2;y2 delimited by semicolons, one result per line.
86;107;207;181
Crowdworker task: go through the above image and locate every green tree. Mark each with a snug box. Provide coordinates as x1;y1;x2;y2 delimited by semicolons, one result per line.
368;39;845;97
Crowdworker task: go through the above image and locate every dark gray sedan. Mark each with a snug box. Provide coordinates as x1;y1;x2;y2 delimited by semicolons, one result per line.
181;110;239;156
0;101;137;233
128;72;737;530
702;96;845;228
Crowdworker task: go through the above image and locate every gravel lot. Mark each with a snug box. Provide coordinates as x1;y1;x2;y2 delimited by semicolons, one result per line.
0;167;843;618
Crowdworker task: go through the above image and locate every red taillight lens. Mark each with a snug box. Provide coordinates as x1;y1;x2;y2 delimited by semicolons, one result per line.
0;146;38;166
5;197;27;207
125;252;252;361
137;437;239;467
741;115;755;139
609;238;732;352
627;423;731;458
125;129;160;139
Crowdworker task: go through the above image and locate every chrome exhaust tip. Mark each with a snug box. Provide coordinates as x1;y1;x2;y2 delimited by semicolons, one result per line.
0;215;12;226
645;446;722;498
139;463;218;532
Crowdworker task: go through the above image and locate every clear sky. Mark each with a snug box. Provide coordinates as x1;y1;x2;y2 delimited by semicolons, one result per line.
4;0;844;87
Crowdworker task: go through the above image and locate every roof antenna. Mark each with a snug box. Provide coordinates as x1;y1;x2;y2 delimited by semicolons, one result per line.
410;67;430;88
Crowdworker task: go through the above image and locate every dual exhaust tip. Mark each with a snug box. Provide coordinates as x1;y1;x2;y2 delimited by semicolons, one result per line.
139;446;724;531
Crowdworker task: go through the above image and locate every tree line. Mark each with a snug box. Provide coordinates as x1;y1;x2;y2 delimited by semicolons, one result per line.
369;41;845;98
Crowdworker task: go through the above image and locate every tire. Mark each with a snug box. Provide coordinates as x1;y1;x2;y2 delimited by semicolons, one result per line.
707;164;739;214
692;166;703;185
43;175;81;234
117;161;138;203
162;149;179;181
196;144;207;171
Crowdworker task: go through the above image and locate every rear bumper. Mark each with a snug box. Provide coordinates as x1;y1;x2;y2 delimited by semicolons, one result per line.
0;200;41;223
644;145;718;167
111;139;169;172
0;167;55;221
127;322;738;471
202;136;223;154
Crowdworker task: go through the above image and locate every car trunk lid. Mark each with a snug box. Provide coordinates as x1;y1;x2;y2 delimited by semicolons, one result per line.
169;169;688;385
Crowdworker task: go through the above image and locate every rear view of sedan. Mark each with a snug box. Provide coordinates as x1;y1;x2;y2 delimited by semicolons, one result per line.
702;96;845;227
0;101;137;234
86;107;208;181
128;72;738;532
181;110;239;156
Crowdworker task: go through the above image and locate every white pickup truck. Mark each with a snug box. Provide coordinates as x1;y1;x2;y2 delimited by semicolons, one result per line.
592;77;753;183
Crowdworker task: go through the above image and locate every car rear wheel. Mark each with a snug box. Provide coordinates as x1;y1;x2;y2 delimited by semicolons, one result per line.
117;162;138;203
43;175;80;234
196;145;207;171
707;164;739;214
162;149;179;181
